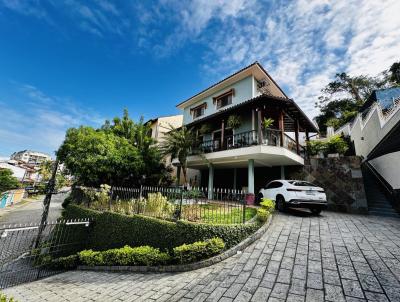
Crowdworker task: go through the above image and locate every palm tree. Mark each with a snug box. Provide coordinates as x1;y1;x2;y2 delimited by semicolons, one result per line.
160;125;196;186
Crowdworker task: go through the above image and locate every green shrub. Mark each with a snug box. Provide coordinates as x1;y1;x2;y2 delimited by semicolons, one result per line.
78;249;104;266
63;204;260;250
145;192;174;217
50;255;79;269
173;238;225;264
306;135;349;156
327;135;349;155
260;198;275;212
62;195;73;208
257;208;270;223
306;140;327;156
0;292;16;302
102;245;170;266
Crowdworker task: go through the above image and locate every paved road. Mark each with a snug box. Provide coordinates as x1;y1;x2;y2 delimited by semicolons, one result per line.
4;210;400;302
0;193;65;226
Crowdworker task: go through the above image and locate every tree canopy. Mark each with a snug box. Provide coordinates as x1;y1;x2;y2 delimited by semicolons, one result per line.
0;169;20;193
315;61;400;133
57;110;173;187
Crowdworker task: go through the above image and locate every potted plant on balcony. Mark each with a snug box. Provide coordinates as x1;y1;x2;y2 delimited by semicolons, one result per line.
227;115;242;130
227;115;242;147
262;118;274;145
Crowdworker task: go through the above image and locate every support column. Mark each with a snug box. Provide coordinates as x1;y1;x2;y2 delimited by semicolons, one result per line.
176;165;181;186
294;119;300;154
221;119;225;149
279;110;285;146
305;130;310;141
257;109;263;144
280;166;285;180
248;159;255;194
208;164;214;199
233;168;237;190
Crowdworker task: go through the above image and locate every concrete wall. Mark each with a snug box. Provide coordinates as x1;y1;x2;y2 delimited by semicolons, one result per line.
287;156;368;214
369;151;400;189
183;76;254;125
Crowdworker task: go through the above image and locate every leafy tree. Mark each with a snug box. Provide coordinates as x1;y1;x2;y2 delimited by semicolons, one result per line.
315;61;400;133
57;126;142;186
0;169;20;193
38;160;53;182
58;110;173;187
160;125;196;185
389;61;400;85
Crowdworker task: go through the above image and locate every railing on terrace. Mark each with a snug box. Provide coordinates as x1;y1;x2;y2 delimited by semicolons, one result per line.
74;186;251;224
191;129;305;158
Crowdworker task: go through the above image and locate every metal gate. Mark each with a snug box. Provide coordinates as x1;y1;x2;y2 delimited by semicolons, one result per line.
0;219;91;289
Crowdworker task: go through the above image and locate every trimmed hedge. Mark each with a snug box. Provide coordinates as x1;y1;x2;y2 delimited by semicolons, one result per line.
173;238;225;264
63;204;260;250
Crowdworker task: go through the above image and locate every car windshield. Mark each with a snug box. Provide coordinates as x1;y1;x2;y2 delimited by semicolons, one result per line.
291;181;318;187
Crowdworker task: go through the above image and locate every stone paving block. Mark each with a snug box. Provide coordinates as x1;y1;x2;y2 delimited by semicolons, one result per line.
339;265;358;280
250;286;270;301
241;277;260;294
358;274;383;293
286;293;305;302
307;272;324;290
324;268;341;286
289;278;306;296
342;279;365;299
305;288;324;302
292;265;307;279
224;283;244;299
270;282;289;300
364;291;389;302
232;290;252;302
325;284;345;302
259;273;277;288
277;268;291;284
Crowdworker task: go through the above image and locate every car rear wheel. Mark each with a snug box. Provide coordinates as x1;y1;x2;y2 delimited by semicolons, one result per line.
276;195;286;212
311;208;322;215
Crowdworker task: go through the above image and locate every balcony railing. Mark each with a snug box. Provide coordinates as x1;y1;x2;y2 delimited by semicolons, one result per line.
191;129;306;158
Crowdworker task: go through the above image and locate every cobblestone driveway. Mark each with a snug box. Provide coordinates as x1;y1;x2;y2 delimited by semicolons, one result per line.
4;211;400;302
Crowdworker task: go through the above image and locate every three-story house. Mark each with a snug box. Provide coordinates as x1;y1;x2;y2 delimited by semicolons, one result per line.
175;62;318;198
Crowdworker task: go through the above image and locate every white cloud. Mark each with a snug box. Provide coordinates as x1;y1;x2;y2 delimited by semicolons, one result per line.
0;84;105;156
158;0;400;118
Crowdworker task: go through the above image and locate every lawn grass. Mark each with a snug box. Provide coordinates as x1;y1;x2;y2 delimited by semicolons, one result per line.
196;204;257;224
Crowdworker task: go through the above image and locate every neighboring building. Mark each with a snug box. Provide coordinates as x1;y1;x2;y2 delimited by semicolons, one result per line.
333;86;400;216
175;61;318;195
11;150;52;166
146;115;201;186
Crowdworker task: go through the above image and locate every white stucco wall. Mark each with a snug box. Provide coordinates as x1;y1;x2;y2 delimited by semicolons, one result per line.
369;151;400;189
183;76;254;125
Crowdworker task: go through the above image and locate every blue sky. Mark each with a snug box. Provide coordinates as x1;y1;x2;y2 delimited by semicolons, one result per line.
0;0;399;158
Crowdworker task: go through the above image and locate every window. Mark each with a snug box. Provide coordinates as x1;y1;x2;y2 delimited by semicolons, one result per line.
266;181;282;189
191;103;207;119
213;89;234;109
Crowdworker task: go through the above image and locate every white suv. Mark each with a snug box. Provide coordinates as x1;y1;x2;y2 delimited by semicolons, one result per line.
258;180;327;215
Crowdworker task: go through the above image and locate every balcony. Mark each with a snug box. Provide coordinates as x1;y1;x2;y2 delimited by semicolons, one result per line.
190;129;305;158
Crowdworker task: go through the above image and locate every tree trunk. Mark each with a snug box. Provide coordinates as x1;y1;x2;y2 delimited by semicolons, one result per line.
182;167;188;187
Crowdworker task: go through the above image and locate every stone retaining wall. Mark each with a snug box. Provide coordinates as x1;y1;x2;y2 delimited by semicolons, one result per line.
287;156;368;214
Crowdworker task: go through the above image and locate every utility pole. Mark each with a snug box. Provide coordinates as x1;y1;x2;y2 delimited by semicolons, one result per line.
34;158;59;248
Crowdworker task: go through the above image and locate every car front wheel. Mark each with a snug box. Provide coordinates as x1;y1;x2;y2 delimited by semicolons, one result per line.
311;208;322;215
276;195;286;212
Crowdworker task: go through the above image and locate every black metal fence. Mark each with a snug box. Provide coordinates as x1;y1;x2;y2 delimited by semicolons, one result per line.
0;219;91;289
74;186;250;224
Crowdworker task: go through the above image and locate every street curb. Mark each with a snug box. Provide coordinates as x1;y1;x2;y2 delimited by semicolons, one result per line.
77;214;273;273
